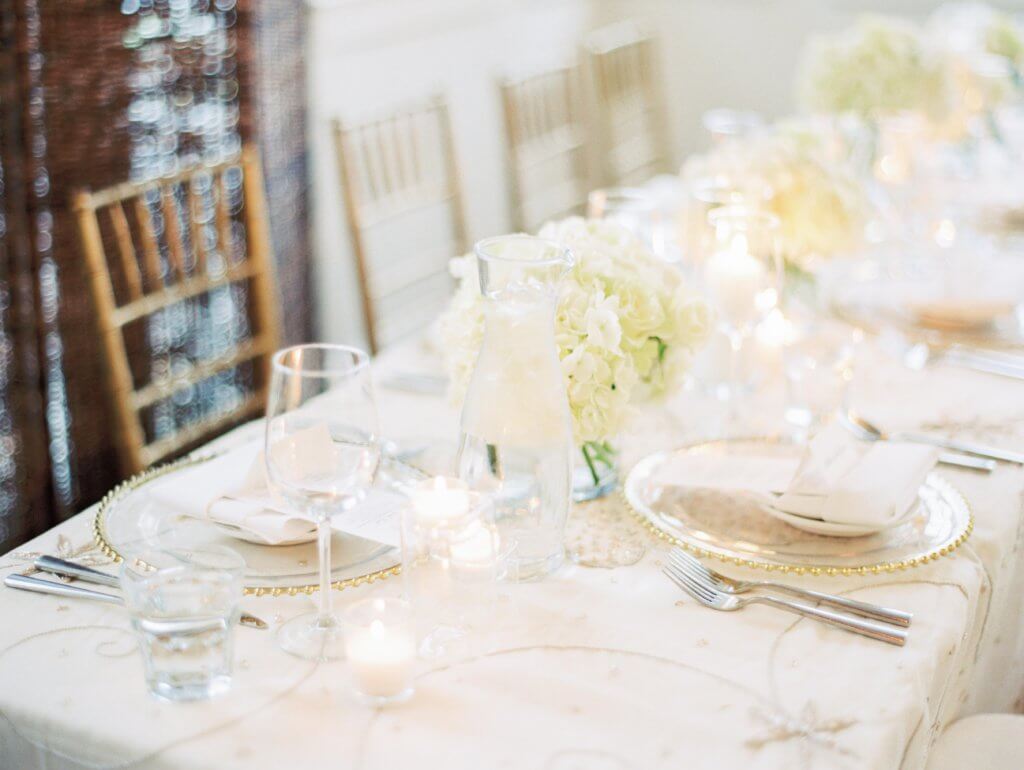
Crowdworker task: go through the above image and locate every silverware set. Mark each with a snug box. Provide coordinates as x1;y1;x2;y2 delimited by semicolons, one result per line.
905;342;1024;382
841;409;1024;467
3;556;268;631
663;548;910;646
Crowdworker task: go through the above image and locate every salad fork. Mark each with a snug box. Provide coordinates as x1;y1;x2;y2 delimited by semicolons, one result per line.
669;549;912;627
662;562;907;646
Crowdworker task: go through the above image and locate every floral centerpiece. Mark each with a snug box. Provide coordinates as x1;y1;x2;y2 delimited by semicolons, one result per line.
683;123;869;273
798;15;954;121
439;218;711;490
985;12;1024;78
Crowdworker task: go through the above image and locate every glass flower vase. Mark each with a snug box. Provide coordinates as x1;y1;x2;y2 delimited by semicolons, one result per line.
456;235;574;582
573;441;618;502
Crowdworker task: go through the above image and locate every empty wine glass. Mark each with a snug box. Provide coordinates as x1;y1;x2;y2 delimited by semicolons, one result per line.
265;344;381;660
702;206;782;433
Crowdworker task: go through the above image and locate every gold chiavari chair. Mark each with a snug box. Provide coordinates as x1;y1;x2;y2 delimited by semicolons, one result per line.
585;20;671;186
333;96;468;354
501;64;590;232
73;146;281;475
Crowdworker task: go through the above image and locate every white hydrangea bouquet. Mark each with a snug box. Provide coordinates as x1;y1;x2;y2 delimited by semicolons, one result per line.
799;15;954;120
439;218;711;474
683;123;869;272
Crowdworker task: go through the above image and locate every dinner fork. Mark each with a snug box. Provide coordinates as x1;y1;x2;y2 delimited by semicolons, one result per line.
663;563;907;646
669;549;912;627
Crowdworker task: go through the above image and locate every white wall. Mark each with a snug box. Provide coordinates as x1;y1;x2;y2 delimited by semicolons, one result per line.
306;0;596;347
307;0;1024;346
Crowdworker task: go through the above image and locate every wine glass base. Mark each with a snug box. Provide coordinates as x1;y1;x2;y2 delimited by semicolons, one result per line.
277;612;345;661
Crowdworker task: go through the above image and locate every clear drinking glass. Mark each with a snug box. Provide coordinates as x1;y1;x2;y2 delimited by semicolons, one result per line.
587;187;671;260
783;325;858;440
703;206;782;432
341;597;416;707
121;546;244;702
456;235;574;582
265;344;381;659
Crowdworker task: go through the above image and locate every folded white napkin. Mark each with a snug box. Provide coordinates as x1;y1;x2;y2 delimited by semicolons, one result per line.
773;424;938;528
659;424;938;529
149;426;401;547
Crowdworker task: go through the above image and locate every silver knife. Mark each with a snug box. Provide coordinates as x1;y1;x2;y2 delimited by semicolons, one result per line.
29;556;269;630
4;574;231;635
894;431;1024;466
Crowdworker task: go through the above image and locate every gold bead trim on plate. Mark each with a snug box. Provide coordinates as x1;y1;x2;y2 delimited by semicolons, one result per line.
92;453;401;596
620;482;974;578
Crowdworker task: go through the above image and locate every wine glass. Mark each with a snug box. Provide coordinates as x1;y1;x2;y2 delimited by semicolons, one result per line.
702;206;782;433
587;187;671;260
265;344;381;660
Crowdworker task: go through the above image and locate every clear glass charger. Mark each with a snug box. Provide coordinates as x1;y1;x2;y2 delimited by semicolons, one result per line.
94;454;426;596
819;255;1024;348
623;438;973;576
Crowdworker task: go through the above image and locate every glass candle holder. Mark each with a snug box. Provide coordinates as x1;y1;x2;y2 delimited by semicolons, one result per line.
681;177;774;278
703;206;782;434
587;187;672;260
402;477;499;659
121;546;244;702
701;108;765;146
341;597;416;707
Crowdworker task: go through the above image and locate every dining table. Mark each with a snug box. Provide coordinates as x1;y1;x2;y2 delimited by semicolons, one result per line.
1;322;1023;770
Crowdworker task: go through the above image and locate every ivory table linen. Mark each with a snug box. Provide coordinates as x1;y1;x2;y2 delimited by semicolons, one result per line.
0;339;1022;770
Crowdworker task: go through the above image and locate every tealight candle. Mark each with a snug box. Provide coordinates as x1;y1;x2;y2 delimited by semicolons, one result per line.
342;597;416;706
449;517;499;580
411;476;470;526
704;232;768;323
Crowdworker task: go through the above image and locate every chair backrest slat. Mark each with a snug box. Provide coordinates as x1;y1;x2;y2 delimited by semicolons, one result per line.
108;202;144;301
585;21;670;186
73;147;281;475
187;180;208;275
501;65;589;232
133;196;164;290
334;96;467;354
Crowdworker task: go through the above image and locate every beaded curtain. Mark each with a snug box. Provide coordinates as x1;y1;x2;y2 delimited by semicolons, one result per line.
0;0;309;551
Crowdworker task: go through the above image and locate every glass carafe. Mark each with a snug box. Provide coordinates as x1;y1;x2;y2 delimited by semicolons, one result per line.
456;235;574;581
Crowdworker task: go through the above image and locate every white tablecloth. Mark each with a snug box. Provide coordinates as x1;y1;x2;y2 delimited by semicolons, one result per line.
1;338;1022;770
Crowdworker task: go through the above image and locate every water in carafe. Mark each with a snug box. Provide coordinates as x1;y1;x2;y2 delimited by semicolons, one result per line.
456;236;574;581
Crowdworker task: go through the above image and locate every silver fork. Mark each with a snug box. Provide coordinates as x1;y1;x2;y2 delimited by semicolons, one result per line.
669;549;912;627
663;562;907;646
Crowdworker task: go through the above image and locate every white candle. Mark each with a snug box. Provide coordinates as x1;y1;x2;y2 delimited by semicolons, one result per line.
704;233;768;324
449;520;499;579
412;477;470;526
345;614;416;699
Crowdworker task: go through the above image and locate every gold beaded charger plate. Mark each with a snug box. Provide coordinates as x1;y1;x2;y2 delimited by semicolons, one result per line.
623;438;973;576
94;454;426;595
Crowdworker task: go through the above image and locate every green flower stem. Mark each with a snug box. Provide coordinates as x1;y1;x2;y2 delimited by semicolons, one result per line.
581;442;601;487
581;441;618;487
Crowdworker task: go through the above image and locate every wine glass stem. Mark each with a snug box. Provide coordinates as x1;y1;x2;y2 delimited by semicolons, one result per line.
726;328;744;433
316;516;333;626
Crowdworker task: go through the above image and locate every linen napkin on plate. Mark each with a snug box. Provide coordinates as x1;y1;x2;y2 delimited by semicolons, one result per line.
148;426;402;547
659;424;938;529
773;424;938;528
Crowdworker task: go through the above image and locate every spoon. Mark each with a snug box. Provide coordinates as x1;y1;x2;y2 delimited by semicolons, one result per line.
840;410;1024;466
